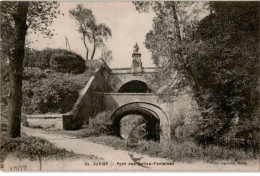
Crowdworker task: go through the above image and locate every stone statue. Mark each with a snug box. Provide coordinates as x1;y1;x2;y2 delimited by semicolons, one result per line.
132;42;142;74
133;42;140;54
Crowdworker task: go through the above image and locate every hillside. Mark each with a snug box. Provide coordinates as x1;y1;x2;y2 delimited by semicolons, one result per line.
1;64;95;119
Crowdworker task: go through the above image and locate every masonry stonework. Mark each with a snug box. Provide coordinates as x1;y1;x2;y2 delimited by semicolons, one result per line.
62;44;188;148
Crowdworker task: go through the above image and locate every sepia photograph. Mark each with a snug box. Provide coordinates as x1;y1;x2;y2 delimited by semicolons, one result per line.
0;0;259;171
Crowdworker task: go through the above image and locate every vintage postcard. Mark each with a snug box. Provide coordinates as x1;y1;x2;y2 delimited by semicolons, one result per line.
0;1;259;171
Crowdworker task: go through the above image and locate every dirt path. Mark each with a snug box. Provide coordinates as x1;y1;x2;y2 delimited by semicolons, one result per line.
22;127;173;170
22;127;259;171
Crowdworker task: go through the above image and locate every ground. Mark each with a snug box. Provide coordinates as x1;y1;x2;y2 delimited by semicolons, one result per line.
0;129;102;171
16;127;259;171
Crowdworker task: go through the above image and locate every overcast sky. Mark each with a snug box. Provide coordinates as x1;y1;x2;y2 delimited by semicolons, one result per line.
28;2;155;68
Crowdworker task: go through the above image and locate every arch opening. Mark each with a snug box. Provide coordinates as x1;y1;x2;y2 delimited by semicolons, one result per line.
118;80;152;93
110;102;171;147
113;109;160;142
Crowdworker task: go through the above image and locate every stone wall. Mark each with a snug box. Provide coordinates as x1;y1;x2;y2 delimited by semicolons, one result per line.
62;61;199;143
98;92;174;119
63;62;111;130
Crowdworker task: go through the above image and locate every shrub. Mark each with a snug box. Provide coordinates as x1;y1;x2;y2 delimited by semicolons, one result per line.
24;48;86;74
1;66;94;115
22;68;94;114
68;112;113;137
170;111;200;142
88;112;113;136
23;78;80;114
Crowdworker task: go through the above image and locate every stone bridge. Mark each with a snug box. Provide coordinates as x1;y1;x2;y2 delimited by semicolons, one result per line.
11;44;176;148
61;44;176;147
24;44;200;148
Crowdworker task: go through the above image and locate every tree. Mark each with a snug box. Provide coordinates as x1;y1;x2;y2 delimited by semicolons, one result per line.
2;2;29;138
69;4;112;60
0;1;60;138
1;1;60;60
133;1;208;99
192;2;259;146
134;1;259;147
99;46;113;65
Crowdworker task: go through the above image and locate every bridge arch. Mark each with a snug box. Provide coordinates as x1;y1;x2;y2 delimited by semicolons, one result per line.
110;102;171;147
113;75;151;92
118;80;151;93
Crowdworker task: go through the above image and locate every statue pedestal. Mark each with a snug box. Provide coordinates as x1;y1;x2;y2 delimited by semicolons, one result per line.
131;53;142;75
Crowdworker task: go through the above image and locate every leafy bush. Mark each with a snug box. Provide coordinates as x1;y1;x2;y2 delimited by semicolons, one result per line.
57;112;113;137
24;48;86;74
22;68;93;114
1;66;94;116
23;77;80;114
80;112;113;137
170;101;201;142
190;2;260;148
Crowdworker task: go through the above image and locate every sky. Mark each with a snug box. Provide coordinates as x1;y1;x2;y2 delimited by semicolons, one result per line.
28;2;155;68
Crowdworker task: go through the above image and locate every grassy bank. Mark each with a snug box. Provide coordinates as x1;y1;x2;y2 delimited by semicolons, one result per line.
50;126;258;163
22;109;259;163
86;135;258;163
0;131;99;161
1;66;95;119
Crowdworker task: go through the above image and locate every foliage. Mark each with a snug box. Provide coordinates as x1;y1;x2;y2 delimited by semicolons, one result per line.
69;4;112;60
0;61;10;119
83;112;113;136
1;67;94;116
170;113;200;142
24;48;86;74
134;1;259;148
23;68;93;114
190;2;259;147
23;76;80;114
168;94;201;141
54;112;113;137
134;1;208;95
120;115;146;139
99;46;113;65
0;1;61;58
0;1;61;137
89;111;112;127
87;135;258;162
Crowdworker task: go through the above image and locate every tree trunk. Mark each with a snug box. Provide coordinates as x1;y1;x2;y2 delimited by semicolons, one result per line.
83;34;89;60
90;33;96;60
8;1;29;138
170;2;182;42
86;50;89;61
169;2;203;105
